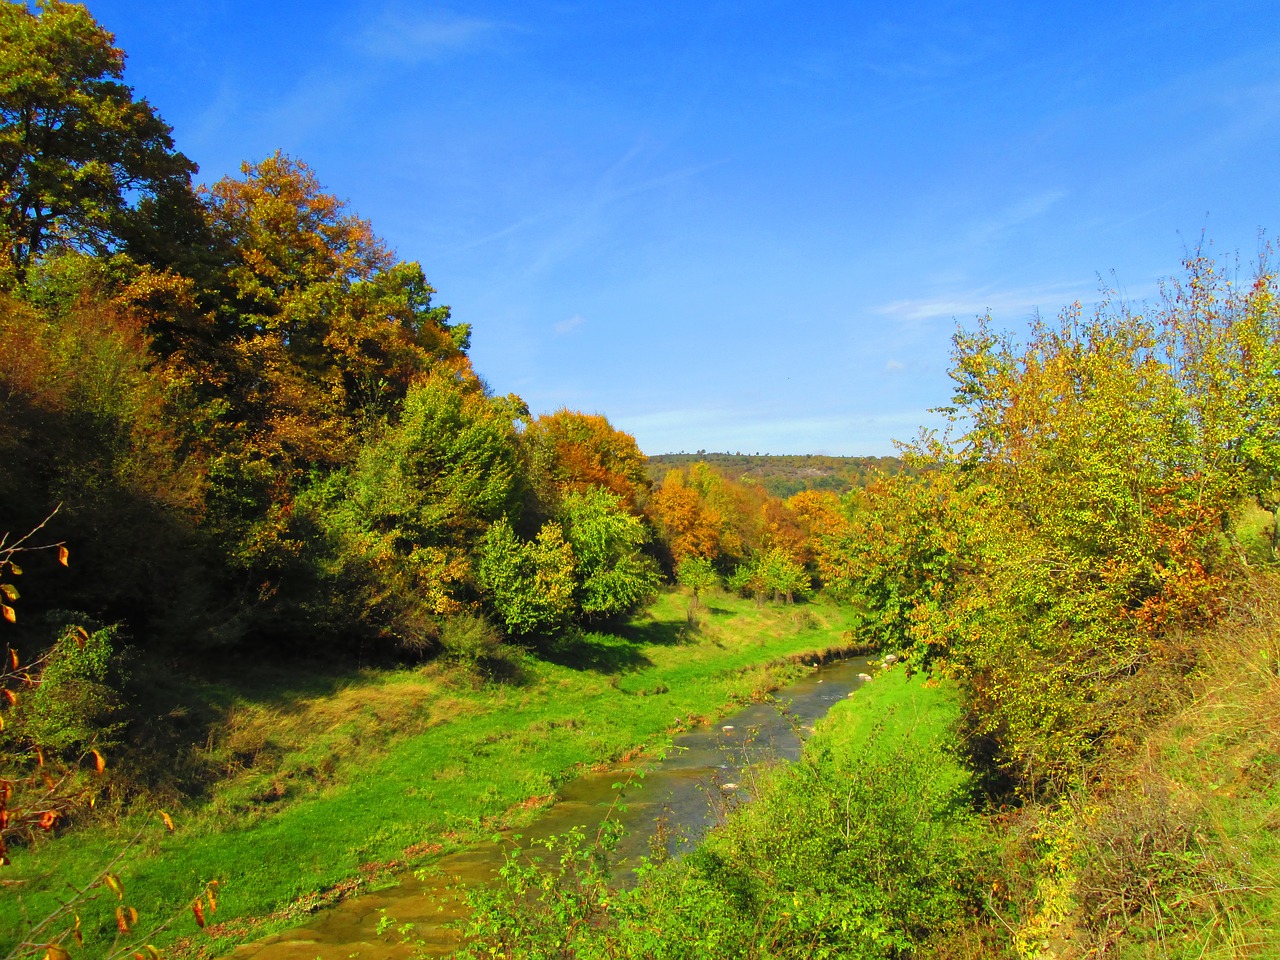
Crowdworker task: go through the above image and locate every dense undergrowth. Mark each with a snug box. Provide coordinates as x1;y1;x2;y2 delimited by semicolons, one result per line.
988;571;1280;958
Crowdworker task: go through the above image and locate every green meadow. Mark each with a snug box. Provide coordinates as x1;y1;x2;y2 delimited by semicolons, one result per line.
2;590;860;957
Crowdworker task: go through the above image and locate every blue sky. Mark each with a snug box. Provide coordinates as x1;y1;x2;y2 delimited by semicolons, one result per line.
87;0;1280;455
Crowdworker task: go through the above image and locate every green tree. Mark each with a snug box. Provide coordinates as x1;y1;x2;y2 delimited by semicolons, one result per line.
476;519;577;639
560;487;661;622
301;371;528;644
0;0;196;279
675;555;718;612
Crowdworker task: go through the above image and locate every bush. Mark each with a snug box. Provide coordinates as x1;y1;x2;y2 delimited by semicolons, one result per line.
437;611;517;676
13;617;126;757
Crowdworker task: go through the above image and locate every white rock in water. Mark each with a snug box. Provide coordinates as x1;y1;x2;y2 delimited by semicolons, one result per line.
858;673;874;681
722;725;735;732
721;783;739;791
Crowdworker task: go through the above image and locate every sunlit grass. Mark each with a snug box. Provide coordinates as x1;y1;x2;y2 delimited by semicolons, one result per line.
1;588;859;957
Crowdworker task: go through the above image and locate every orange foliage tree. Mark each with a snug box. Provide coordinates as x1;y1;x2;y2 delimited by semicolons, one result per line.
523;409;649;512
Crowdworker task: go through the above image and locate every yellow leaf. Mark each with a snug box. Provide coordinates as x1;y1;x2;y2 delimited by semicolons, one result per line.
105;872;125;900
159;810;174;832
58;545;69;567
1;605;14;623
7;562;19;576
43;946;71;960
0;583;17;601
91;749;106;774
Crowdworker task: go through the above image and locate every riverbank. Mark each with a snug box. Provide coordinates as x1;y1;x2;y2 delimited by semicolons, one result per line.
2;589;861;958
454;663;989;959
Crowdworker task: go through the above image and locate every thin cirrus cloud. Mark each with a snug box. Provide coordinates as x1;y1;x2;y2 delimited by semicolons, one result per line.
555;314;586;335
356;8;509;63
875;281;1099;325
967;189;1068;246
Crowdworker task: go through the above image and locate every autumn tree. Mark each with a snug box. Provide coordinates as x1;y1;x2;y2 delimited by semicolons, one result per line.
524;409;649;512
0;0;196;279
647;468;723;567
788;489;851;589
189;155;477;624
847;259;1280;795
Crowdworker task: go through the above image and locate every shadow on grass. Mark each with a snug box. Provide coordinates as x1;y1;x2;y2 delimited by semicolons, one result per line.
540;631;655;673
617;616;691;647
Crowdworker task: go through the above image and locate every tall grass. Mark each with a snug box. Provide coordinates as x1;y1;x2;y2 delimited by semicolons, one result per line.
992;572;1280;958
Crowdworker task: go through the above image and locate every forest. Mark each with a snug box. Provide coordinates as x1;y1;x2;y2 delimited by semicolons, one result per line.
3;2;1279;959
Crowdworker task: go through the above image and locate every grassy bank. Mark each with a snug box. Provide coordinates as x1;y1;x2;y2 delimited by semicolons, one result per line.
457;661;991;959
994;573;1280;958
3;589;858;958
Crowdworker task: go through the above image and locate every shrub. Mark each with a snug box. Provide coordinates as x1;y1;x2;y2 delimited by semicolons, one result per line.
13;617;126;757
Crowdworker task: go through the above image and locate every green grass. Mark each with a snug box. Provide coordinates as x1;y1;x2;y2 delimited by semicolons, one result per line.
817;661;963;762
451;653;987;959
2;589;860;958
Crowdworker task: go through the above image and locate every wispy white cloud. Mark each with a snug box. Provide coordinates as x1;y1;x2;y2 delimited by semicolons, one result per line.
968;189;1068;246
876;281;1094;325
357;8;507;63
517;145;724;282
884;359;905;372
555;314;586;335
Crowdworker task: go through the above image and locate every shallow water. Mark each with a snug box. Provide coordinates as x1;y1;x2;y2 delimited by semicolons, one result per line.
224;656;873;959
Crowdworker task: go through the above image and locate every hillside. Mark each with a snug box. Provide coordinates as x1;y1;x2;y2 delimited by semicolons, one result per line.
645;452;905;498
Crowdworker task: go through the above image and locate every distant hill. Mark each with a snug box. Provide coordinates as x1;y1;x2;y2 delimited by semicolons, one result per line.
645;452;905;499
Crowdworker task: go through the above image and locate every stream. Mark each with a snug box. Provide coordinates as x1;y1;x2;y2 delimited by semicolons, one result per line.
224;656;874;959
